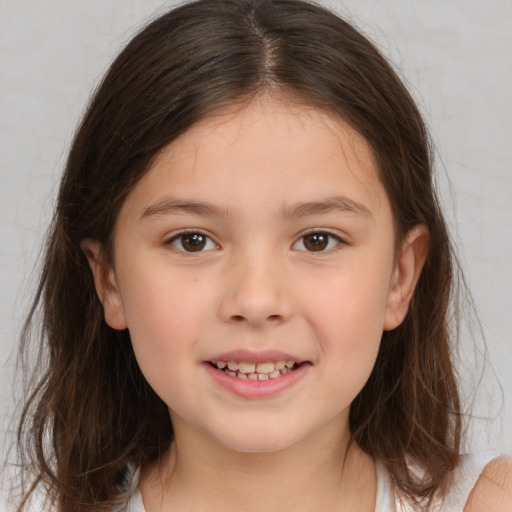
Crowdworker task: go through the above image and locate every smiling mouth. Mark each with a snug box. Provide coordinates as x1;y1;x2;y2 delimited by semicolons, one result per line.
209;360;299;380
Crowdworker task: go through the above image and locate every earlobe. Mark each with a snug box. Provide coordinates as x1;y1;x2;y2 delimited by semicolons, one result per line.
383;225;429;331
80;238;128;330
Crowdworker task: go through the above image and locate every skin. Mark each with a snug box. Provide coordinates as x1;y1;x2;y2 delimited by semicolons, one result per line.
83;95;433;511
465;456;512;511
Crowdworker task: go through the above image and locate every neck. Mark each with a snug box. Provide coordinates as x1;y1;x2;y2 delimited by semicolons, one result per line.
139;416;376;512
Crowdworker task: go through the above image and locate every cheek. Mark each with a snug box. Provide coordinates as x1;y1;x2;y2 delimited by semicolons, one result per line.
301;257;391;335
297;258;392;386
119;251;212;334
116;260;215;383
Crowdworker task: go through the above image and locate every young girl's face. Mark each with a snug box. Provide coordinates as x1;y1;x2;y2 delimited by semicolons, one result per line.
87;96;424;454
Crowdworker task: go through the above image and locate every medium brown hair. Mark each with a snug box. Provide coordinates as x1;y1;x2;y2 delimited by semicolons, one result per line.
16;0;461;510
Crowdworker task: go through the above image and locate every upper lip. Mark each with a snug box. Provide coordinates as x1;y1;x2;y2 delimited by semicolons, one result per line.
207;349;306;364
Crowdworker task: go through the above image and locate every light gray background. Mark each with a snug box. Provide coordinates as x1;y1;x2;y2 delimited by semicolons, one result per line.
1;0;511;505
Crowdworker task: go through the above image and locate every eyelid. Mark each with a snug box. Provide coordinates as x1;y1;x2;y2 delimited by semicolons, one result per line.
292;229;346;252
164;229;219;252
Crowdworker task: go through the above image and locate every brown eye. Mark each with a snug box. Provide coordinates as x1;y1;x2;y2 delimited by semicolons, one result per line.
304;233;329;251
169;232;217;252
293;232;342;252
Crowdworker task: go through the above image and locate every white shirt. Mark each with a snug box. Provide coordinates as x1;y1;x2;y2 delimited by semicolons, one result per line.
127;452;500;512
374;451;500;512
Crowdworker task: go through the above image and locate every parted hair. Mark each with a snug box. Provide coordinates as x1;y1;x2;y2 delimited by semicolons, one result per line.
17;0;462;510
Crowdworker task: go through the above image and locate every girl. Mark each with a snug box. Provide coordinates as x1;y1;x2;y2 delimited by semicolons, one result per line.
14;0;512;511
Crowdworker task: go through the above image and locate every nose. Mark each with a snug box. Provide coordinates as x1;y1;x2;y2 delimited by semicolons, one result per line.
217;251;294;328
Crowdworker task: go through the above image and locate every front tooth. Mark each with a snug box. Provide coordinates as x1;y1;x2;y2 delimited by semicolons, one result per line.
258;373;269;380
227;361;239;371
269;370;281;379
237;373;247;379
285;361;295;369
248;373;258;380
256;362;274;373
274;361;286;370
238;362;256;374
216;361;227;369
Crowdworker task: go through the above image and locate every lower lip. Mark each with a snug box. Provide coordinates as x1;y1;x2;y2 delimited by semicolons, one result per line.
202;362;310;399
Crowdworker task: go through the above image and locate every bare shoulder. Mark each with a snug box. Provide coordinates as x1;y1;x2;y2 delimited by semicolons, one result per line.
464;455;512;512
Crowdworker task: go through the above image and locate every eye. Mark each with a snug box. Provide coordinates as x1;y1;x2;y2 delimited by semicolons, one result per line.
167;232;218;252
293;231;343;252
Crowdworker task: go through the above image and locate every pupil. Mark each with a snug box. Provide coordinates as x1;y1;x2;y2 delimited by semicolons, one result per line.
305;233;328;251
182;233;206;252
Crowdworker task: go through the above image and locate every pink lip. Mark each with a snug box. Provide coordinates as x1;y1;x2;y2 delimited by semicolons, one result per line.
208;349;304;364
202;360;310;399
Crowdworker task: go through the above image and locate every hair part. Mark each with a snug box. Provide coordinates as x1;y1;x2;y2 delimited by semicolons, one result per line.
17;1;461;510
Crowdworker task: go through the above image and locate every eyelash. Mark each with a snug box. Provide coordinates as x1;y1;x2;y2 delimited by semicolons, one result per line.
165;230;219;253
164;230;345;254
292;230;345;253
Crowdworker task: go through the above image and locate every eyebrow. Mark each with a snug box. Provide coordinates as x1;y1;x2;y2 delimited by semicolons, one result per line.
281;196;373;220
140;198;232;220
140;195;373;221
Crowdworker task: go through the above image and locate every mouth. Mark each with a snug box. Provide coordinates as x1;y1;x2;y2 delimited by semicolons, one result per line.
204;354;310;398
209;360;301;381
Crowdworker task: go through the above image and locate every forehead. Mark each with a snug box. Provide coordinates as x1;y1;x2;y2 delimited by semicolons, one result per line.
122;96;391;222
159;97;375;172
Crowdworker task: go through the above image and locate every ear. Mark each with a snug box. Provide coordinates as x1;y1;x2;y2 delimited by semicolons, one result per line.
384;225;429;331
80;238;128;330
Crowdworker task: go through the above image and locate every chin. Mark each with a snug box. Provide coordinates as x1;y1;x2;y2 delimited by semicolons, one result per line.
209;422;303;454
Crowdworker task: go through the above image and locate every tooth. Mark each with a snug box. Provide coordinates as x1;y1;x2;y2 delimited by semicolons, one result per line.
274;361;286;370
285;361;295;369
216;361;227;369
281;367;289;374
256;362;274;373
238;362;256;374
237;373;247;379
258;373;269;380
226;370;236;376
227;361;238;371
269;370;280;379
248;373;258;380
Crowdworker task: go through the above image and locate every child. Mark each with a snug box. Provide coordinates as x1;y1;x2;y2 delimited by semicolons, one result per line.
14;0;512;511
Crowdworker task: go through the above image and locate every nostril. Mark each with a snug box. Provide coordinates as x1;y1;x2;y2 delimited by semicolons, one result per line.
230;314;282;323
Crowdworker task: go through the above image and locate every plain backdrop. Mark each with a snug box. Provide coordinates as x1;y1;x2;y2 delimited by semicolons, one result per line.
1;0;511;505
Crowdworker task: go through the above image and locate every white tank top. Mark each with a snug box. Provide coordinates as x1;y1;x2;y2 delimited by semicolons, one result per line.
127;452;500;512
375;451;500;512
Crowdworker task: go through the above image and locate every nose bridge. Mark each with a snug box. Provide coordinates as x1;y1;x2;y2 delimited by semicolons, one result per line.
218;243;293;326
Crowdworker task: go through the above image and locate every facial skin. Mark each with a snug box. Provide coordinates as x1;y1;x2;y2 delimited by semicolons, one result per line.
83;96;427;458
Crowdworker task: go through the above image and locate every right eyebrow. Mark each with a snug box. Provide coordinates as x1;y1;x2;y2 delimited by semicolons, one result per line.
139;198;232;221
281;196;373;220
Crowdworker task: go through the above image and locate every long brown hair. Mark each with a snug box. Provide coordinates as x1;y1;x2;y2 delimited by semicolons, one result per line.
16;0;462;510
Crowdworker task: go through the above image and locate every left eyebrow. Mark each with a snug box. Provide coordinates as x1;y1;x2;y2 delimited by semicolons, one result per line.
139;198;232;220
281;196;373;220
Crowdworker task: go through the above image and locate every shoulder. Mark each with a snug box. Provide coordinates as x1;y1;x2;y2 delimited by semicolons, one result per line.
464;455;512;511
